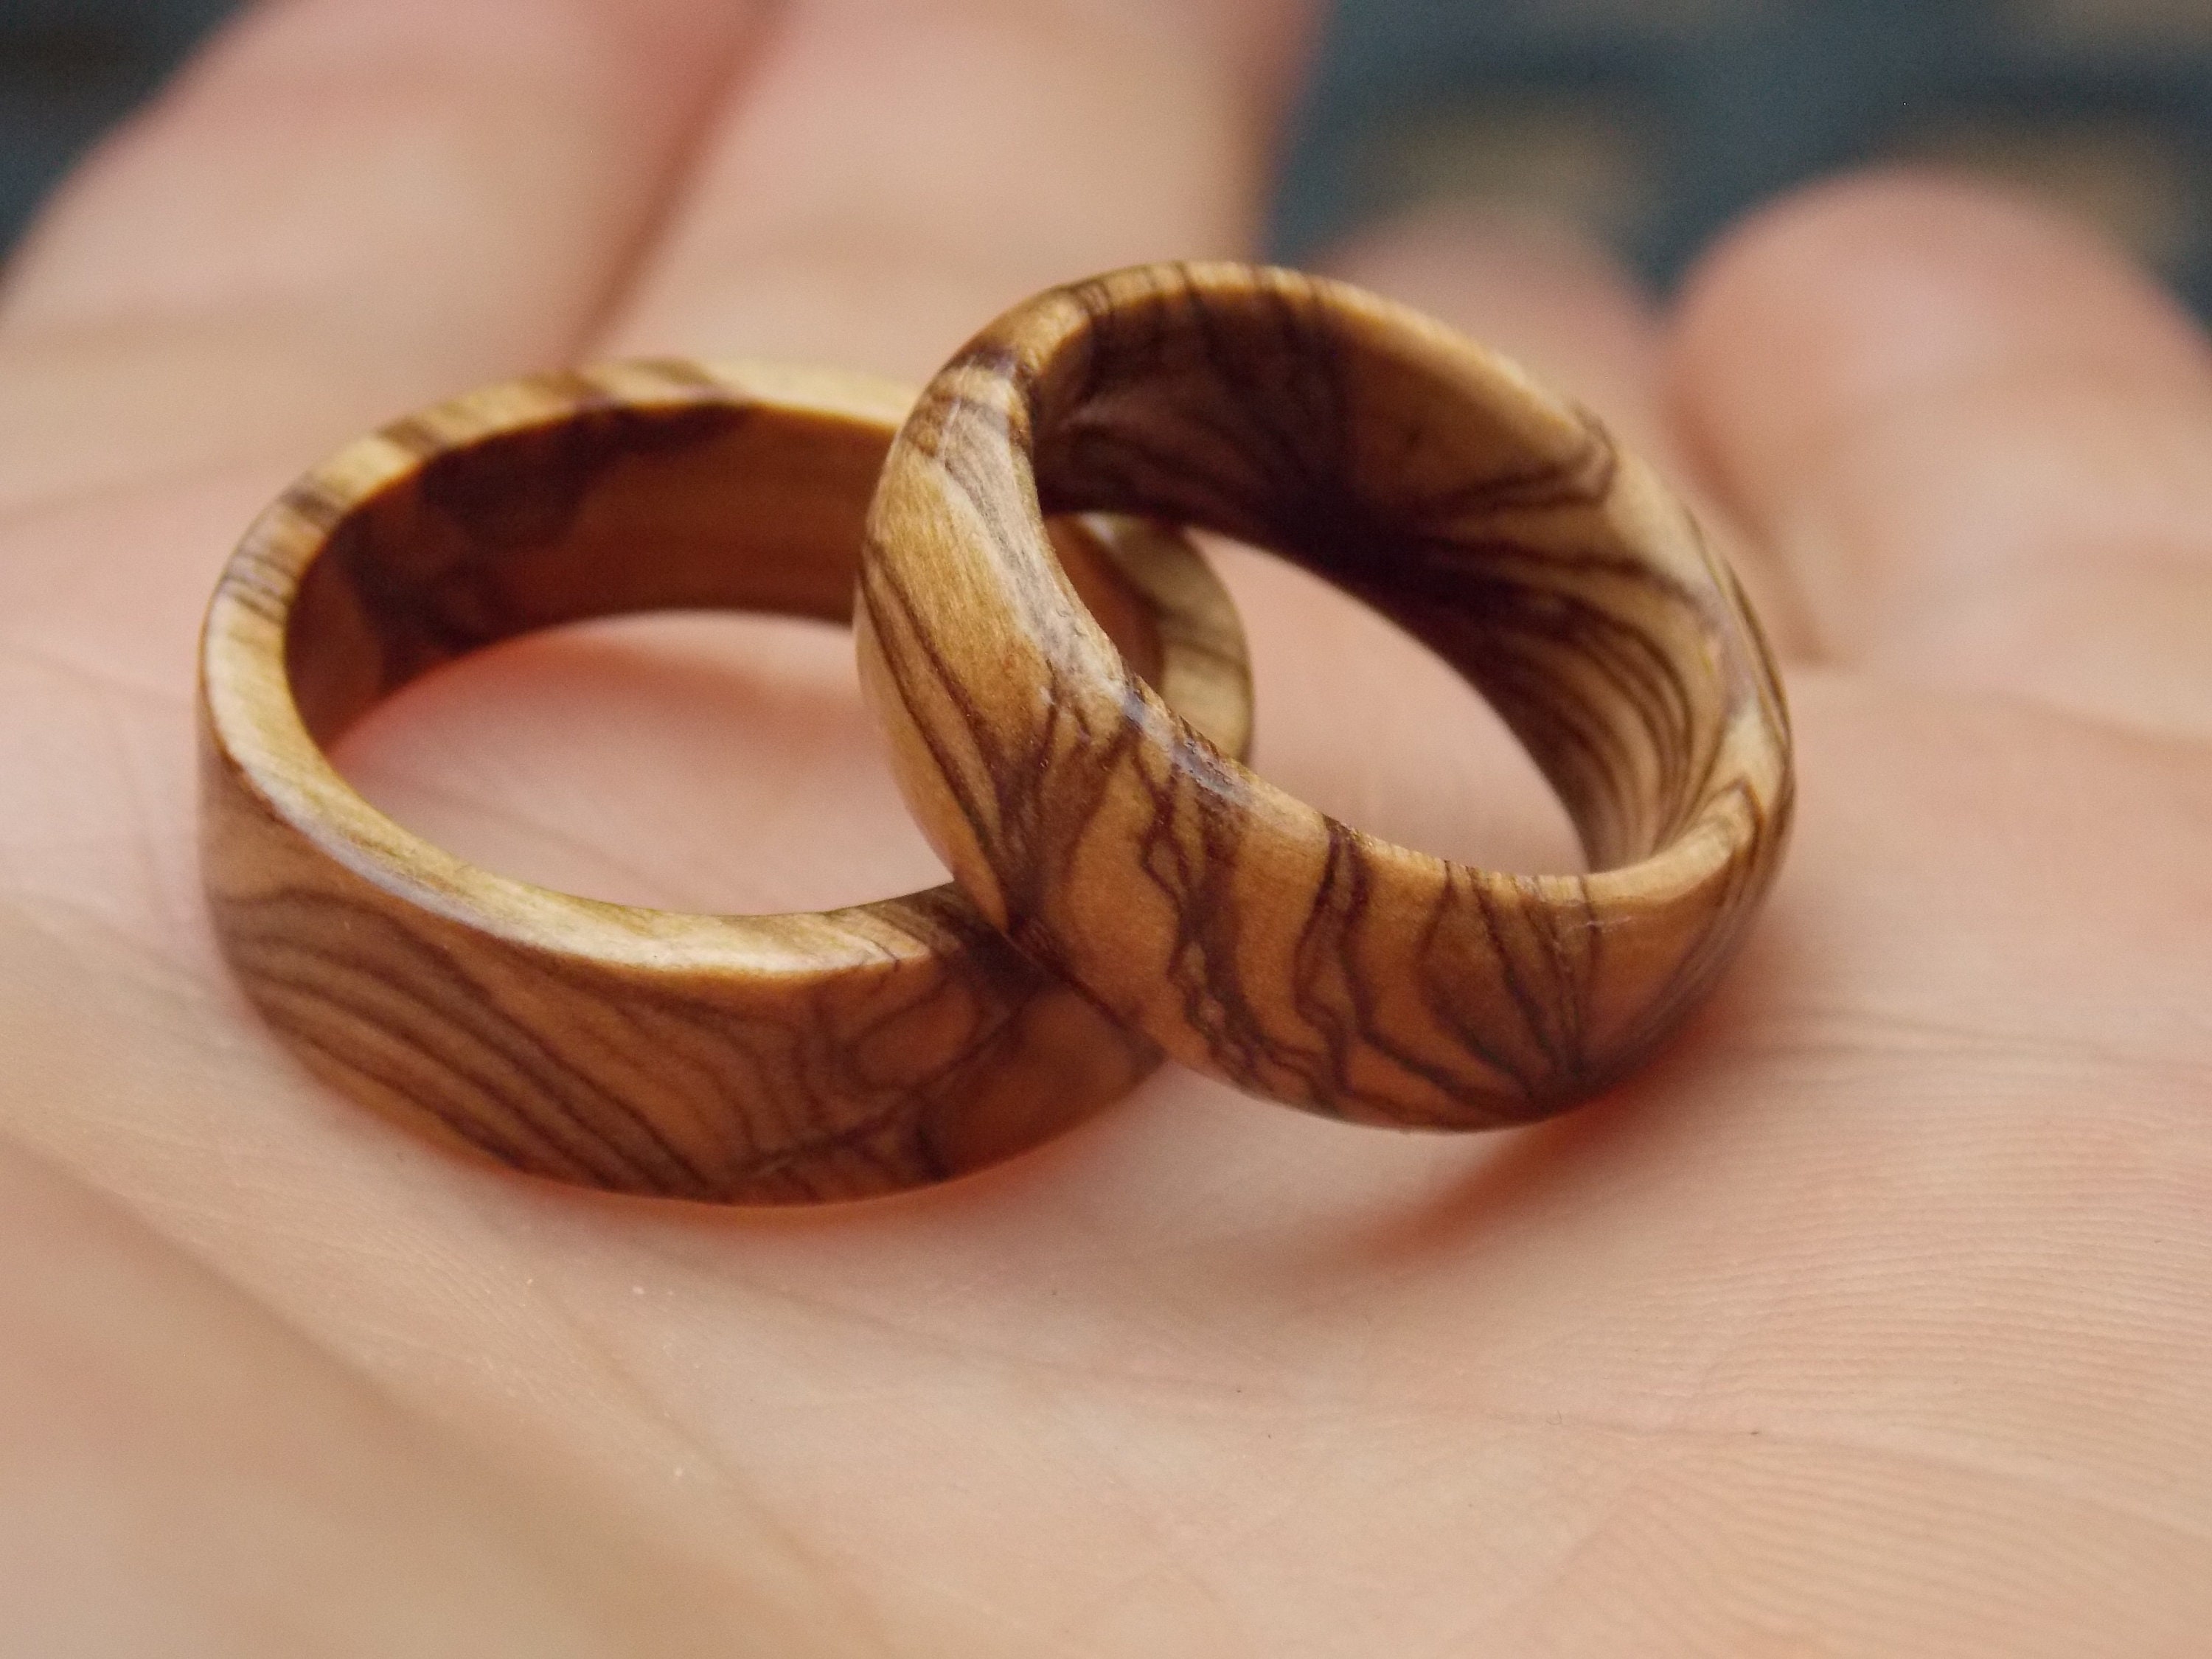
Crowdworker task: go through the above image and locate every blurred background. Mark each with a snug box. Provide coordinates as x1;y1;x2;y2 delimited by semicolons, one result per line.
4;0;2209;315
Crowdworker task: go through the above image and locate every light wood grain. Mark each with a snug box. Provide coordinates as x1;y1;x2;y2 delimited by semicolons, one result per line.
859;263;1793;1128
199;359;1253;1202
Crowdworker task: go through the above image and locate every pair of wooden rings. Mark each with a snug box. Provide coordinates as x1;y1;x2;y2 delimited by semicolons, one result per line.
201;264;1792;1205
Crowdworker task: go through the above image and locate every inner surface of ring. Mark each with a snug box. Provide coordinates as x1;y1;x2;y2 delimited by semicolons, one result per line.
1023;285;1738;872
289;400;1166;748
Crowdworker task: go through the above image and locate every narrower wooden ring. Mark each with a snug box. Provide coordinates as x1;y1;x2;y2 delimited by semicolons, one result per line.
859;263;1793;1129
199;359;1253;1202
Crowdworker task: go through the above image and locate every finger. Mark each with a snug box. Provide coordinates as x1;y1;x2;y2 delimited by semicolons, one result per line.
1672;168;2212;733
1322;206;1671;455
1319;204;1815;658
0;0;760;510
599;0;1318;378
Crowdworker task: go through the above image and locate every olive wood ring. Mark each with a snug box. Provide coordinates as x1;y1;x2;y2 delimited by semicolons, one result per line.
858;263;1792;1129
199;359;1253;1202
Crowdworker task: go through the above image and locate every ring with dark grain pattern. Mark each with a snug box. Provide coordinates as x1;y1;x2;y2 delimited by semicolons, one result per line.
199;359;1253;1202
859;263;1793;1130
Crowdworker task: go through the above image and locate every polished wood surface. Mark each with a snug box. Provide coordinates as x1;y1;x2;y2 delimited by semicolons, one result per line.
860;263;1792;1128
201;360;1253;1202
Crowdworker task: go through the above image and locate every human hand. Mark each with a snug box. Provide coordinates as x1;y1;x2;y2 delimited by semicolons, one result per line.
1;1;2206;1652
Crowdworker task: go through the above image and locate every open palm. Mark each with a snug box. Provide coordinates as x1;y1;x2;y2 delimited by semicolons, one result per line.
2;1;2208;1652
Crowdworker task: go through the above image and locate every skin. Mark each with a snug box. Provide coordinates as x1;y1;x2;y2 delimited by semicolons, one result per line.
1;0;2208;1652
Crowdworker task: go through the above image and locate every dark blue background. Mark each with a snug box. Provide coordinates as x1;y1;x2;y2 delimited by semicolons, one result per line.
6;0;2210;313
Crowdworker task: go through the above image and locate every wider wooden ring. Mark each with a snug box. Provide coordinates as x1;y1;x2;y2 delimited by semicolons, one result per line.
199;360;1252;1202
859;263;1793;1129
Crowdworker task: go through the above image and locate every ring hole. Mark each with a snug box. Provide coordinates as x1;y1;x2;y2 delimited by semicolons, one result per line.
1205;538;1585;875
331;610;950;914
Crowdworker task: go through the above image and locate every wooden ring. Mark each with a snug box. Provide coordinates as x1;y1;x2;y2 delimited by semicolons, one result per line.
859;264;1793;1128
199;360;1253;1202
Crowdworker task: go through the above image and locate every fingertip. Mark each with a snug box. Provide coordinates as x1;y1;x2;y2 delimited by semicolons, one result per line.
1666;166;2212;728
1668;165;2212;521
1318;205;1666;451
1184;0;1326;129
